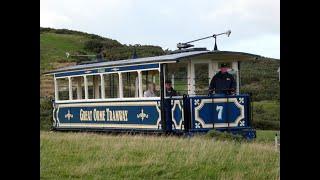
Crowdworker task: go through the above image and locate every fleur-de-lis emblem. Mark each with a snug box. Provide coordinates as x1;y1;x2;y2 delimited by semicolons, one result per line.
194;99;200;106
137;109;149;121
238;98;244;104
65;110;73;120
239;120;245;126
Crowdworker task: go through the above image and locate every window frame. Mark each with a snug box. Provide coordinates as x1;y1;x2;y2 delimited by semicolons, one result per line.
53;67;161;103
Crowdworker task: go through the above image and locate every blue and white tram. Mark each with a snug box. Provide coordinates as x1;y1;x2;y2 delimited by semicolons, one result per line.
44;48;261;139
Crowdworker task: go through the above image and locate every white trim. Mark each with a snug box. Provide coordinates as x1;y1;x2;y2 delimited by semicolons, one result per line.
194;98;244;128
93;75;100;99
138;71;143;97
53;64;163;102
118;72;123;98
54;76;58;101
52;62;162;76
58;123;159;129
54;68;159;79
171;100;184;130
212;62;219;74
68;77;72;100
208;61;214;84
100;74;105;99
55;97;161;104
232;62;240;94
56;101;162;129
84;75;88;99
192;61;210;95
76;77;83;99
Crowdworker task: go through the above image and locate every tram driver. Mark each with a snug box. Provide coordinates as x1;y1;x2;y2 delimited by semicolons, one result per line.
144;83;157;97
165;80;178;97
208;63;236;95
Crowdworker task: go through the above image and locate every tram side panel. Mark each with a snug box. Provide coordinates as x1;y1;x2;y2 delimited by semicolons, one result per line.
52;100;164;131
188;95;256;138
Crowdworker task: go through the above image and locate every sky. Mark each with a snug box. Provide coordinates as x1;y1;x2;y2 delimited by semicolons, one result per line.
40;0;280;59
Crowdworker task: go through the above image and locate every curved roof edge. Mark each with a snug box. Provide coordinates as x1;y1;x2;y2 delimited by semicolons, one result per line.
43;50;263;75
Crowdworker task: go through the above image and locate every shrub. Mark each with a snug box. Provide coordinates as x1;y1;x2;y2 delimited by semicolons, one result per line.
206;130;244;142
40;97;53;131
84;39;104;53
252;120;279;130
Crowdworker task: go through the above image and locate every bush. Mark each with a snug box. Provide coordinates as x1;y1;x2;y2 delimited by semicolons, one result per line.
206;130;244;142
251;101;280;130
40;97;53;131
252;120;279;130
84;39;104;53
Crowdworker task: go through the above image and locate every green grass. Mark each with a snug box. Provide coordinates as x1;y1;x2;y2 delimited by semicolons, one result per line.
255;130;280;143
41;130;279;179
40;33;94;73
252;101;280;130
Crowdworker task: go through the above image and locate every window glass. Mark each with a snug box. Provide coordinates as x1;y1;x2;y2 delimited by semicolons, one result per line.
122;72;139;98
104;73;119;98
87;75;101;99
166;63;188;95
194;63;209;95
56;78;69;100
71;76;85;99
142;70;160;97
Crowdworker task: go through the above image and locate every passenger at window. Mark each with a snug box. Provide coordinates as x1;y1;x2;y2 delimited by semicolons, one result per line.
208;63;236;95
165;80;178;97
144;83;157;97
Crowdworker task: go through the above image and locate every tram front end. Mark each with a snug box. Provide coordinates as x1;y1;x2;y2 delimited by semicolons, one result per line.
181;94;256;139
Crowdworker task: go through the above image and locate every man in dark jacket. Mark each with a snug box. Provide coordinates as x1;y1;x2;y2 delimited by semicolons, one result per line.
165;80;178;97
208;63;236;95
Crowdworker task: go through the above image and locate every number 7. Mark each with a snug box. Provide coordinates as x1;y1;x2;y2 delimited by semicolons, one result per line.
216;106;223;120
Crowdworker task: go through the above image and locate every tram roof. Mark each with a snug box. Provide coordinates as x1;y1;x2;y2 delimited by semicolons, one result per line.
44;50;262;75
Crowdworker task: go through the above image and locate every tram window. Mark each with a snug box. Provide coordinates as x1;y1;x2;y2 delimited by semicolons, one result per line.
104;73;119;98
87;75;102;99
122;71;139;98
142;70;160;97
194;63;209;95
56;78;69;100
71;76;85;100
166;63;188;95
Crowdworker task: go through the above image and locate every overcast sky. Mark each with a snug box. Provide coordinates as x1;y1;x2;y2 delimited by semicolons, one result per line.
40;0;280;59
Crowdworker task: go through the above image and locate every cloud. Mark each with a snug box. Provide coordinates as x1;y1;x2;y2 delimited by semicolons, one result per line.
40;0;279;58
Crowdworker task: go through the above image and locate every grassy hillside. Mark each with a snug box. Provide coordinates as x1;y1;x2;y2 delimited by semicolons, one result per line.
40;32;93;73
40;131;279;179
40;27;165;74
241;59;280;101
40;27;165;97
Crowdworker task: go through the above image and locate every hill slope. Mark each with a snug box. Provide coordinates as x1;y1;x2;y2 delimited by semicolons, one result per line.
40;27;165;97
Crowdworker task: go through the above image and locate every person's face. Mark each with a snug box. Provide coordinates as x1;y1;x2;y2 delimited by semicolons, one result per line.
148;84;155;91
165;83;172;89
220;67;229;73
